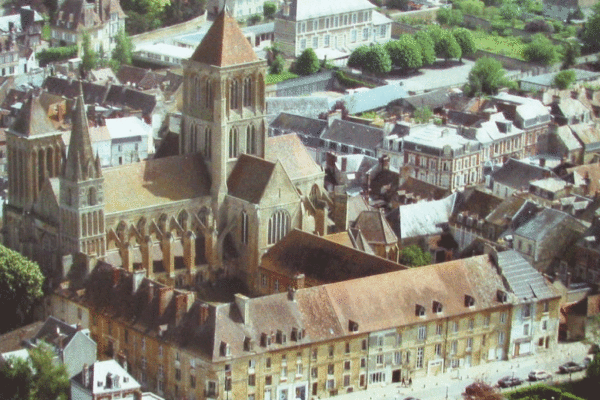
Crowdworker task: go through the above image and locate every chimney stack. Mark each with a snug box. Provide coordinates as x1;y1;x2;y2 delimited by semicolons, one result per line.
234;293;250;325
158;286;173;317
82;364;90;388
198;303;209;325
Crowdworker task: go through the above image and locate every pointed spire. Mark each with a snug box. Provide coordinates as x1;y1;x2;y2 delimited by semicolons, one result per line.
190;7;258;67
10;92;57;137
63;88;97;181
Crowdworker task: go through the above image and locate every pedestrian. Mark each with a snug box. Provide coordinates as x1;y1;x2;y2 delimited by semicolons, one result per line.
409;377;412;386
402;378;405;387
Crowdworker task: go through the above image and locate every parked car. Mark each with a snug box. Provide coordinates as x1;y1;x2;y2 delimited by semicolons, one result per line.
498;375;523;388
403;397;420;400
528;369;552;381
559;361;585;373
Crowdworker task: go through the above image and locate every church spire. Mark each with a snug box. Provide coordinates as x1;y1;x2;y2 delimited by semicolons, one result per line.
63;88;98;181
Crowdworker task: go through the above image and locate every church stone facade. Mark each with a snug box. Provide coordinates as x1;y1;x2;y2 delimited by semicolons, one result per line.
3;9;328;293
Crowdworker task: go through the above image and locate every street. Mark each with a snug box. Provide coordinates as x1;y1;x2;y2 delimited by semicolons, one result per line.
335;342;590;400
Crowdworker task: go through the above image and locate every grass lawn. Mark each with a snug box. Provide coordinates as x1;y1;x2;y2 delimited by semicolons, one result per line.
265;71;298;85
472;30;525;60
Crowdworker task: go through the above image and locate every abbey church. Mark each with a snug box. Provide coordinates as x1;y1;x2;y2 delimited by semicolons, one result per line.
3;9;329;292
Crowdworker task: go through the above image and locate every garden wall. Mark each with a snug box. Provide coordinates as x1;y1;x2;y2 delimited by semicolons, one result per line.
267;71;336;97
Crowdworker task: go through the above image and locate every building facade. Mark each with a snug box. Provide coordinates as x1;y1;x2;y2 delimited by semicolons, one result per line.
274;0;391;56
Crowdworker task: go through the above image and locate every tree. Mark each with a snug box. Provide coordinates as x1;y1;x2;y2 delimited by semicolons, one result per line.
581;4;600;52
414;30;437;66
437;30;462;61
388;0;410;11
0;356;33;400
140;0;171;16
454;0;484;16
347;45;369;70
437;8;463;26
452;28;476;62
499;0;522;20
467;57;507;95
270;54;285;74
248;14;262;25
385;35;422;72
523;34;558;65
263;1;277;18
0;245;44;333
295;48;320;76
364;44;392;75
553;70;576;89
29;343;70;400
399;245;432;267
562;40;581;69
111;30;133;67
81;33;98;73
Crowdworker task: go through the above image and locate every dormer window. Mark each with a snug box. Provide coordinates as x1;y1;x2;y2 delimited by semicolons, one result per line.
291;327;303;341
432;301;443;314
261;333;272;347
415;304;426;317
464;295;475;308
244;336;253;351
497;290;508;303
220;341;230;357
348;320;359;332
276;330;287;344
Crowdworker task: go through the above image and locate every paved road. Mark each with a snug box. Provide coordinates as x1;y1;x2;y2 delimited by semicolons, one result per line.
335;342;589;400
385;59;476;94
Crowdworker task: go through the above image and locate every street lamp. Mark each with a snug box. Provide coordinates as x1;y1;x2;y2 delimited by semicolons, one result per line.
446;384;449;400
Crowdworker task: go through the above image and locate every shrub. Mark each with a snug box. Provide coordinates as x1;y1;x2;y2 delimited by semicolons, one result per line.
525;18;554;33
523;34;559;65
269;54;284;74
263;1;276;18
553;70;576;89
36;45;77;66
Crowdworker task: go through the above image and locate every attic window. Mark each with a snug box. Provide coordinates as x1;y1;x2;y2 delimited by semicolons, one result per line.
497;290;508;303
220;341;231;357
348;320;359;332
464;295;475;308
260;333;271;347
244;336;253;351
276;330;287;344
432;301;443;314
415;304;426;317
291;327;303;341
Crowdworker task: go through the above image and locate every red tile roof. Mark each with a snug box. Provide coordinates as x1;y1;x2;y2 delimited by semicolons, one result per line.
190;9;259;67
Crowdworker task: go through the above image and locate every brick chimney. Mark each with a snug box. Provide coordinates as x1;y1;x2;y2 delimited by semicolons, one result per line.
198;303;209;325
158;286;173;317
234;293;250;325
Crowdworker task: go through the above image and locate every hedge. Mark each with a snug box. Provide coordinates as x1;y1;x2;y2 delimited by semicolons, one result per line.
37;46;78;67
506;384;585;400
335;70;376;89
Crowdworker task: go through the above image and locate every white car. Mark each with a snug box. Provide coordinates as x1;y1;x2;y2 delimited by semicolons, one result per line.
528;370;552;381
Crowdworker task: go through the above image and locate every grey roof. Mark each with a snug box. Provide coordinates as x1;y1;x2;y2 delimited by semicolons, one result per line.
496;250;558;301
514;207;569;241
266;96;335;121
520;69;600;88
555;125;583;152
270;112;327;137
391;192;458;240
287;0;375;20
343;84;408;114
403;89;451;110
492;158;554;190
322;119;383;150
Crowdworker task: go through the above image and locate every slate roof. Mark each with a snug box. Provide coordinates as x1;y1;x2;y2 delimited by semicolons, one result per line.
492;158;554;190
396;176;450;201
269;112;327;138
403;89;451;111
555;125;583;152
454;188;503;220
101;154;211;214
0;321;44;354
266;96;334;121
266;134;322;182
568;163;600;194
30;316;80;350
521;69;600;89
287;0;375;20
343;84;407;115
71;360;140;395
322;119;383;151
569;123;600;151
227;154;276;204
9;93;58;137
495;250;559;301
190;8;259;67
387;193;458;240
353;211;397;245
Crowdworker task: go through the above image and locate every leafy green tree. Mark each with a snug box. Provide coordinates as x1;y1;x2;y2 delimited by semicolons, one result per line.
414;31;437;66
499;1;521;20
348;45;369;70
452;28;476;61
0;245;44;333
29;343;70;400
466;57;506;95
263;1;277;18
0;356;33;400
140;0;171;16
295;48;320;76
582;5;600;52
270;54;285;74
553;70;576;89
399;245;432;267
81;33;98;73
437;8;463;26
523;34;558;65
437;30;462;61
385;35;422;72
562;40;581;69
388;0;410;11
248;14;262;25
111;30;134;67
454;0;485;16
362;44;392;75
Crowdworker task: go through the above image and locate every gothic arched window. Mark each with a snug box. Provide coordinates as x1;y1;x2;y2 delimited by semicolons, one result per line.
243;77;252;107
246;125;256;155
229;127;239;158
268;210;290;245
204;127;211;159
230;79;239;110
205;79;213;108
241;211;248;244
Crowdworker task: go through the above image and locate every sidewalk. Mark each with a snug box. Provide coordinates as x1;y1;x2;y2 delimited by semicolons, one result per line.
334;341;589;400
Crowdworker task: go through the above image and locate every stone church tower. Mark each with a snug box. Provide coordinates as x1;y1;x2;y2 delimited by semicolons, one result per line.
59;93;106;257
180;8;267;210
